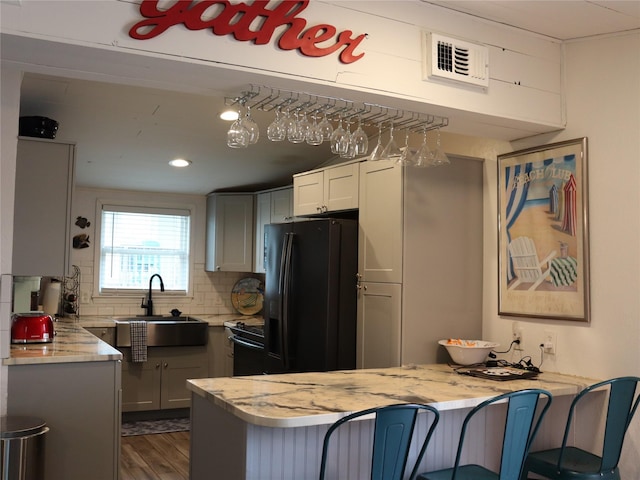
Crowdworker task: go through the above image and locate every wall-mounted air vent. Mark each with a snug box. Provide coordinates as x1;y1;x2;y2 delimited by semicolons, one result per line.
424;32;489;88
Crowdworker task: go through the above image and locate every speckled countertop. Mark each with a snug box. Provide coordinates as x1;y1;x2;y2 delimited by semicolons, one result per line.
5;314;262;366
187;364;599;429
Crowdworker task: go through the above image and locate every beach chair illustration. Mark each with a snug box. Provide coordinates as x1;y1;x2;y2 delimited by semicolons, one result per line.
508;236;557;290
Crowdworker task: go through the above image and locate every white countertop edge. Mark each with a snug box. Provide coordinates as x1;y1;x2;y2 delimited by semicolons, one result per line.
4;351;122;366
187;381;351;428
186;366;598;429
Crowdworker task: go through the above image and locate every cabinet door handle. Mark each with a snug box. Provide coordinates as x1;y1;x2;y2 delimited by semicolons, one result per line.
155;363;160;369
164;362;168;369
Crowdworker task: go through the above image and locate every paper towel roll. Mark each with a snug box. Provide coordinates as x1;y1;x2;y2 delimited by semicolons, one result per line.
42;281;61;316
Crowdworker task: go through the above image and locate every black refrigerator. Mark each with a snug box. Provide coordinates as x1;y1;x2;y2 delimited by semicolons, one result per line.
263;218;358;374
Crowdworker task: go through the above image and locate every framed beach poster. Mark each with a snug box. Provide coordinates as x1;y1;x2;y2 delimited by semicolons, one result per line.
498;137;590;322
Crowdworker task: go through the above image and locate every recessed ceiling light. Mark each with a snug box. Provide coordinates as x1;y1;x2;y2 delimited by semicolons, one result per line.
219;110;239;121
169;158;192;167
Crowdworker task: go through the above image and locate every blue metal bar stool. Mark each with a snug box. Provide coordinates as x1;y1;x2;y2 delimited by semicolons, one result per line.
415;389;552;480
319;403;440;480
521;376;640;480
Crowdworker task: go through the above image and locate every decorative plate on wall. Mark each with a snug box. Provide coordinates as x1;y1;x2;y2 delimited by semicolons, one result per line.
231;278;264;315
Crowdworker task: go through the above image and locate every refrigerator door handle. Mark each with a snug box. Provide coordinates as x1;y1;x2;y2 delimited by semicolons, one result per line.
281;232;294;370
278;235;288;295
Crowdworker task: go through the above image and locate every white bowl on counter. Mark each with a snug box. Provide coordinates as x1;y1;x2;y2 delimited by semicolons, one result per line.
438;339;500;366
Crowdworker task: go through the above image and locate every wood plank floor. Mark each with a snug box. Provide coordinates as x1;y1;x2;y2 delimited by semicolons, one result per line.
121;431;190;480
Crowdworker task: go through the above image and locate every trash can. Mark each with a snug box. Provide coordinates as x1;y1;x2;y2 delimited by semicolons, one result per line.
1;416;48;480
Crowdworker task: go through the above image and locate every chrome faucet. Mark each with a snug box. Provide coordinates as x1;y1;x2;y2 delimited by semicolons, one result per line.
141;274;164;316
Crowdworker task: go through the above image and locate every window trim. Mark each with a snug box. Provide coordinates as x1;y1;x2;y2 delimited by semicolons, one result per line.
92;198;196;299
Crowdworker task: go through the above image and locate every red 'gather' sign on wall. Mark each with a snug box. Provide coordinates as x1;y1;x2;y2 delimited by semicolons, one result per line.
129;0;367;64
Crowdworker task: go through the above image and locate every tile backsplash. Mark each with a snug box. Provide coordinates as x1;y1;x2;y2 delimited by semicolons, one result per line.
71;260;263;318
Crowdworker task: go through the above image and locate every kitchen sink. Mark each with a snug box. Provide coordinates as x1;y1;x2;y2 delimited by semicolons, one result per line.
114;315;208;347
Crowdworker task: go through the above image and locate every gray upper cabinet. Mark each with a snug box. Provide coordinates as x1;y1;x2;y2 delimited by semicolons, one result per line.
293;162;360;216
205;193;254;272
254;186;293;273
13;138;75;277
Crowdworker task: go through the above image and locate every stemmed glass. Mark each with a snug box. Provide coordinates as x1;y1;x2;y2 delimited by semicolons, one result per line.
306;114;323;146
267;108;286;141
297;111;312;143
227;109;249;148
243;106;259;144
396;129;413;166
369;123;384;161
288;110;306;144
431;128;450;166
412;127;433;167
318;113;334;142
330;117;347;155
351;116;369;156
339;119;356;158
381;122;402;160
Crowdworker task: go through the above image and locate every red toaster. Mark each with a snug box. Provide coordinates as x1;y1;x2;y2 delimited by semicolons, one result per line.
11;313;55;343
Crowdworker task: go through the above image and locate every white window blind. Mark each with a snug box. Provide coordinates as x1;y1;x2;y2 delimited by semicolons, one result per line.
99;204;190;293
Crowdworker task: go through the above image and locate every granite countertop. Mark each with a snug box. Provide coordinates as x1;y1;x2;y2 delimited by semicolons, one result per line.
5;313;263;366
75;313;262;328
187;363;599;429
4;320;122;366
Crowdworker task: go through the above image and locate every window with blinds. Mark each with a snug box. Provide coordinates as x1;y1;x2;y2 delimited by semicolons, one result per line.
99;204;191;293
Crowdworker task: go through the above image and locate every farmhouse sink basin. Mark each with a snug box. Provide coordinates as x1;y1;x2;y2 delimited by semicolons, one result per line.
114;316;208;347
117;315;203;322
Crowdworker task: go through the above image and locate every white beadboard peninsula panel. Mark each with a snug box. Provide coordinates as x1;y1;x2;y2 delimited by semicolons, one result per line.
193;395;587;480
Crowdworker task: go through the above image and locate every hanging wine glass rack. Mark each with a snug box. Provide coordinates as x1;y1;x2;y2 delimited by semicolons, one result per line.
224;84;449;135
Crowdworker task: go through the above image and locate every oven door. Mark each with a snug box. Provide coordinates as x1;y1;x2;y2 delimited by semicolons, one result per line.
230;334;265;376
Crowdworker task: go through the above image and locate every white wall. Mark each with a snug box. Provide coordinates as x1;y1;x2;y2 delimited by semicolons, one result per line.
483;31;640;477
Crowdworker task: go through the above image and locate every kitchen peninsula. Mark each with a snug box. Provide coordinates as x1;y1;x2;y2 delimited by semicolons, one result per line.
4;321;122;480
188;364;600;479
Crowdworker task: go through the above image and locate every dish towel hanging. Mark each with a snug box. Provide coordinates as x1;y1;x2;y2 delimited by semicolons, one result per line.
130;321;148;363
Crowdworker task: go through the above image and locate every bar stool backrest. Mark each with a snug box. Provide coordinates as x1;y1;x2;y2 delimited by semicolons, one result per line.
319;403;440;480
561;376;640;472
456;389;552;480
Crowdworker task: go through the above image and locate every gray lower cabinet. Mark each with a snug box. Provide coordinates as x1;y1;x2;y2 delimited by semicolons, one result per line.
7;360;121;480
208;326;233;377
120;346;208;412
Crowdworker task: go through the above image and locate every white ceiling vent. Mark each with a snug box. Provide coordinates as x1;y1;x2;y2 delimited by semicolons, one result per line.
424;32;489;88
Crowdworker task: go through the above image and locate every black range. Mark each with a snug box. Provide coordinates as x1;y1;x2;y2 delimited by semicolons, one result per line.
227;321;265;376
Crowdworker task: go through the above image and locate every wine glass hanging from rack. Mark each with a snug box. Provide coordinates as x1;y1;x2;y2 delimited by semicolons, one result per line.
224;85;449;160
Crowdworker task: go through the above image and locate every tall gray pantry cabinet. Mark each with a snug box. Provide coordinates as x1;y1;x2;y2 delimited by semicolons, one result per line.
12;137;75;277
357;157;484;368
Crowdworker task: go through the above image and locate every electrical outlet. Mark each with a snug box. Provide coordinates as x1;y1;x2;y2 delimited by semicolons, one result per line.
543;330;557;354
512;323;524;350
80;291;90;304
